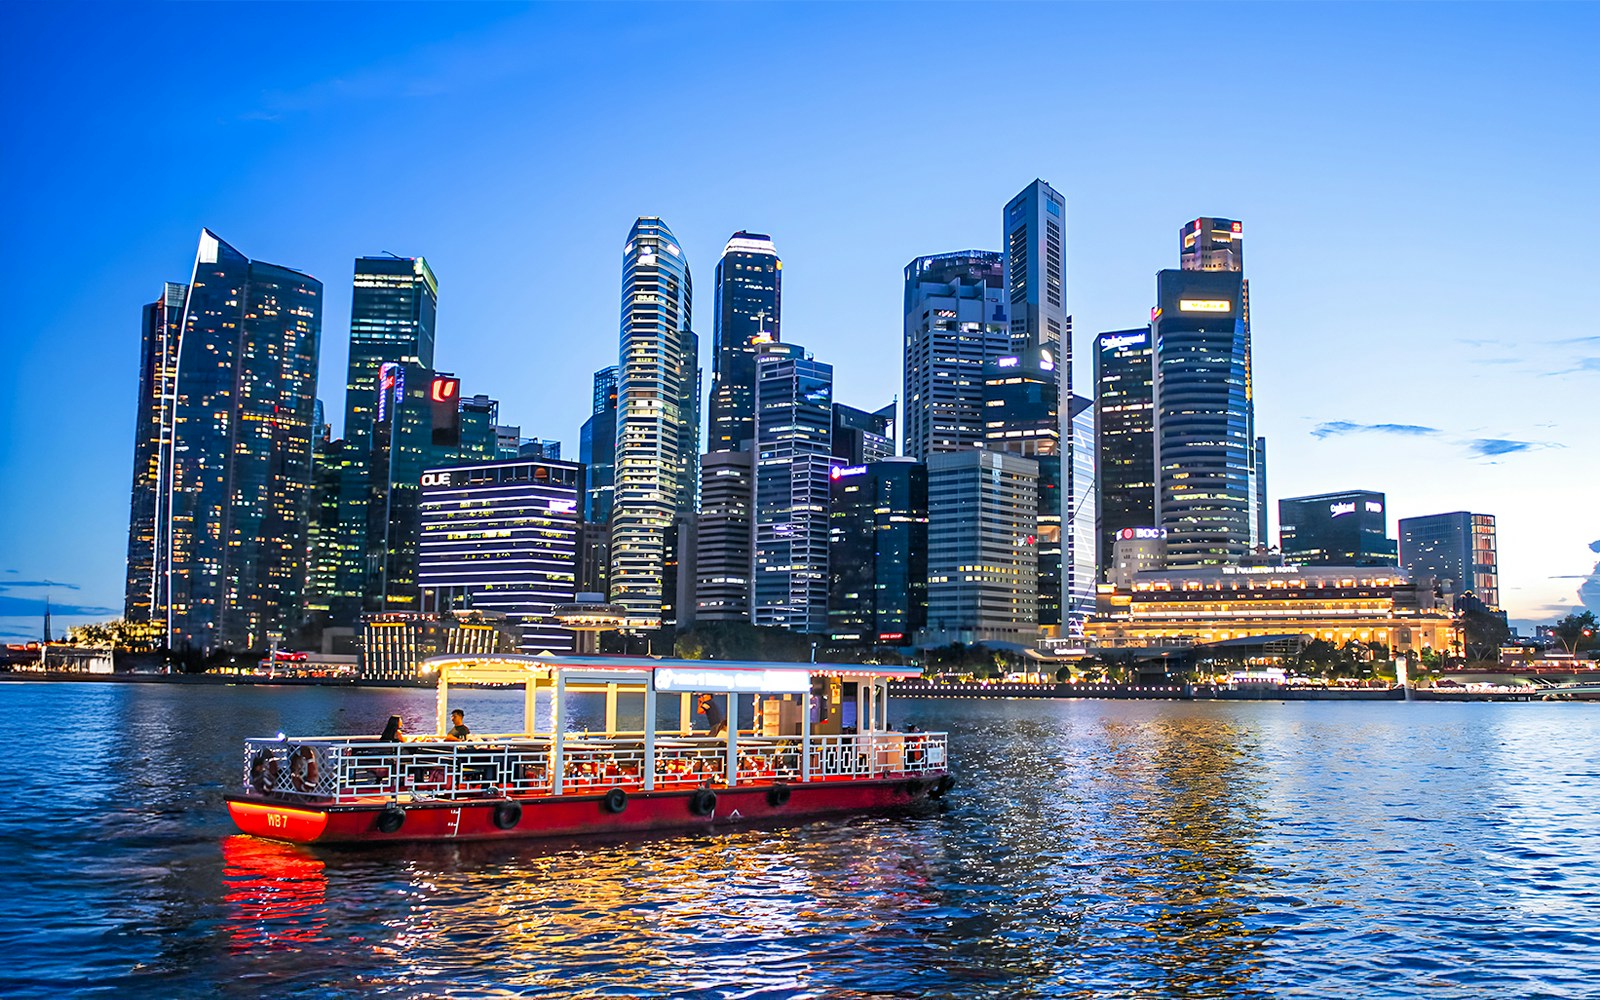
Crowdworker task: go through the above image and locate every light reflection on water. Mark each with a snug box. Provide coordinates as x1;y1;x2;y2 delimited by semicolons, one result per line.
1;683;1596;998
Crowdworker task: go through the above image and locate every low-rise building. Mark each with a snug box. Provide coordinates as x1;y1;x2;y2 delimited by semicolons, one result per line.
1086;564;1457;654
361;609;520;682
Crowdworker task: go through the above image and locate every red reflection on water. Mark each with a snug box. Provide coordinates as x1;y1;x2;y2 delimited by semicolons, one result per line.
221;835;328;952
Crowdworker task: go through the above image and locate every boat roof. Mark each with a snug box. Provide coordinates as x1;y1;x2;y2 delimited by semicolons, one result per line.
420;653;921;692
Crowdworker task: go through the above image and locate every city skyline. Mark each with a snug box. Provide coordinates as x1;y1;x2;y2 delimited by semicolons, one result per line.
2;3;1597;639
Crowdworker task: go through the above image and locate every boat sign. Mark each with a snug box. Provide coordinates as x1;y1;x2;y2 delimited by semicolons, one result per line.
654;667;811;694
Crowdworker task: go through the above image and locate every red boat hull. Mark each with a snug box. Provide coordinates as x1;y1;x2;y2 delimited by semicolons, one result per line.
225;775;949;845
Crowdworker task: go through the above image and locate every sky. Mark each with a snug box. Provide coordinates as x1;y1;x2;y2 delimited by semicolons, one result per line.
1;2;1596;641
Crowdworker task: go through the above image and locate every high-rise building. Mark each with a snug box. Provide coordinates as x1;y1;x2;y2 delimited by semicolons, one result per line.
124;281;186;623
901;251;1009;461
694;451;756;622
1181;217;1245;272
1002;179;1068;354
579;365;620;525
707;232;781;454
1279;491;1397;567
982;346;1062;630
163;230;323;653
1094;327;1156;579
832;402;895;465
925;449;1039;645
752;346;833;633
305;437;347;620
1066;393;1097;629
1399;512;1499;608
418;459;582;653
610;218;700;626
1152;259;1257;567
1255;436;1270;546
827;459;928;646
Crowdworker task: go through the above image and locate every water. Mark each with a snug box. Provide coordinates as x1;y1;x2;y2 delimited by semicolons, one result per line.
1;682;1596;998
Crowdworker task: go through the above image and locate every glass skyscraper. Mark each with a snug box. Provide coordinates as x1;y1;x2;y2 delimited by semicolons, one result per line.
752;346;833;634
983;346;1062;629
1399;512;1500;608
579;365;619;525
163;230;322;653
707;232;781;454
925;449;1039;645
124;281;186;623
827;459;928;645
901;251;1009;461
1003;179;1068;354
1066;394;1098;629
1094;327;1156;577
610;217;700;626
1279;491;1398;567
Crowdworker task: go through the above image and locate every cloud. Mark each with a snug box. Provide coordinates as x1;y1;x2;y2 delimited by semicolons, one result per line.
1311;421;1440;440
0;595;115;617
1464;438;1557;458
0;578;81;591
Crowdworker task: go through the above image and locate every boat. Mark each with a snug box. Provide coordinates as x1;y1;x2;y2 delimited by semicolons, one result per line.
225;654;952;844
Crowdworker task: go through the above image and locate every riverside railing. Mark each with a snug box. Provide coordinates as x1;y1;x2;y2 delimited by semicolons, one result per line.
242;731;948;804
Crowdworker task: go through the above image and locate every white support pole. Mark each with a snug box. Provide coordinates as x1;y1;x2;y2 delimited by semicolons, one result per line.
551;670;567;795
524;678;537;736
436;675;449;737
643;680;657;792
855;682;865;735
680;692;692;735
724;692;738;787
800;693;812;782
605;682;618;736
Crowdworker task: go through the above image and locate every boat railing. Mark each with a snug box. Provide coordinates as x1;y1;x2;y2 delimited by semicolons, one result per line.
241;731;948;804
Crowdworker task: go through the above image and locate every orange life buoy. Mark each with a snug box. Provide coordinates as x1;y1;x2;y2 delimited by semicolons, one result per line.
289;745;319;793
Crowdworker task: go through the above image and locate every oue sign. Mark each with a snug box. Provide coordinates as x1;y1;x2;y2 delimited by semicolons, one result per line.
421;472;452;487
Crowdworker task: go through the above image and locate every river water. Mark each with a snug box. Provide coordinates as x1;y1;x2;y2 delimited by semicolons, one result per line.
0;682;1595;998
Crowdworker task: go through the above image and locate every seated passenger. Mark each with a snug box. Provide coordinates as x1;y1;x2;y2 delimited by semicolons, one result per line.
380;715;408;743
443;709;471;742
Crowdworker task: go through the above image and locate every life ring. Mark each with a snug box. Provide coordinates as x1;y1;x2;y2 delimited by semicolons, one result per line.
376;804;407;834
602;787;628;814
492;801;522;830
689;788;718;817
766;784;791;808
289;746;320;793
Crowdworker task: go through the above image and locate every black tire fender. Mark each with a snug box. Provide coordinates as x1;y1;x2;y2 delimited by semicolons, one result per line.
602;787;628;814
493;800;522;830
766;783;792;808
376;804;407;834
930;774;955;799
903;777;926;798
689;788;718;817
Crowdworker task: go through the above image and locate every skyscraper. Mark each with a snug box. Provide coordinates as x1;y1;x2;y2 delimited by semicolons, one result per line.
751;346;833;633
694;450;755;622
831;402;895;466
901;251;1009;461
707;232;781;454
610;217;700;626
579;365;619;525
982;346;1062;630
418;459;582;653
827;459;928;646
1066;393;1098;629
1003;179;1068;354
1279;491;1397;567
330;254;439;628
1181;217;1245;272
925;449;1039;645
1094;327;1156;578
1152;216;1257;567
124;281;186;623
1399;512;1499;607
163;230;322;653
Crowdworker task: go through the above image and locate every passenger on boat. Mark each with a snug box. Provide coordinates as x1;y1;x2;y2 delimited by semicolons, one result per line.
696;692;727;737
380;715;408;743
443;709;470;742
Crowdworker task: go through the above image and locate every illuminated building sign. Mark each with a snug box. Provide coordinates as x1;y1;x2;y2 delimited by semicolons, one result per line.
1118;527;1167;540
430;375;462;447
1179;299;1231;313
547;498;578;515
877;632;906;642
421;471;451;487
830;465;866;480
996;356;1020;368
1231;221;1243;234
1330;502;1356;517
654;667;811;695
1101;332;1148;352
1366;501;1383;514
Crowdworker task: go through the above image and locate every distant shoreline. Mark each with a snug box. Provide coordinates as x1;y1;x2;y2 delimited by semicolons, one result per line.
2;671;1557;702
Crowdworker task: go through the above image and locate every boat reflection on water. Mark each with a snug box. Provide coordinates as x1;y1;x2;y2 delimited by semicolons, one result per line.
221;836;329;953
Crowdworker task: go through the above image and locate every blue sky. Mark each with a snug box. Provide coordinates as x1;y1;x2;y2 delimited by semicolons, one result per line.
1;2;1596;640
